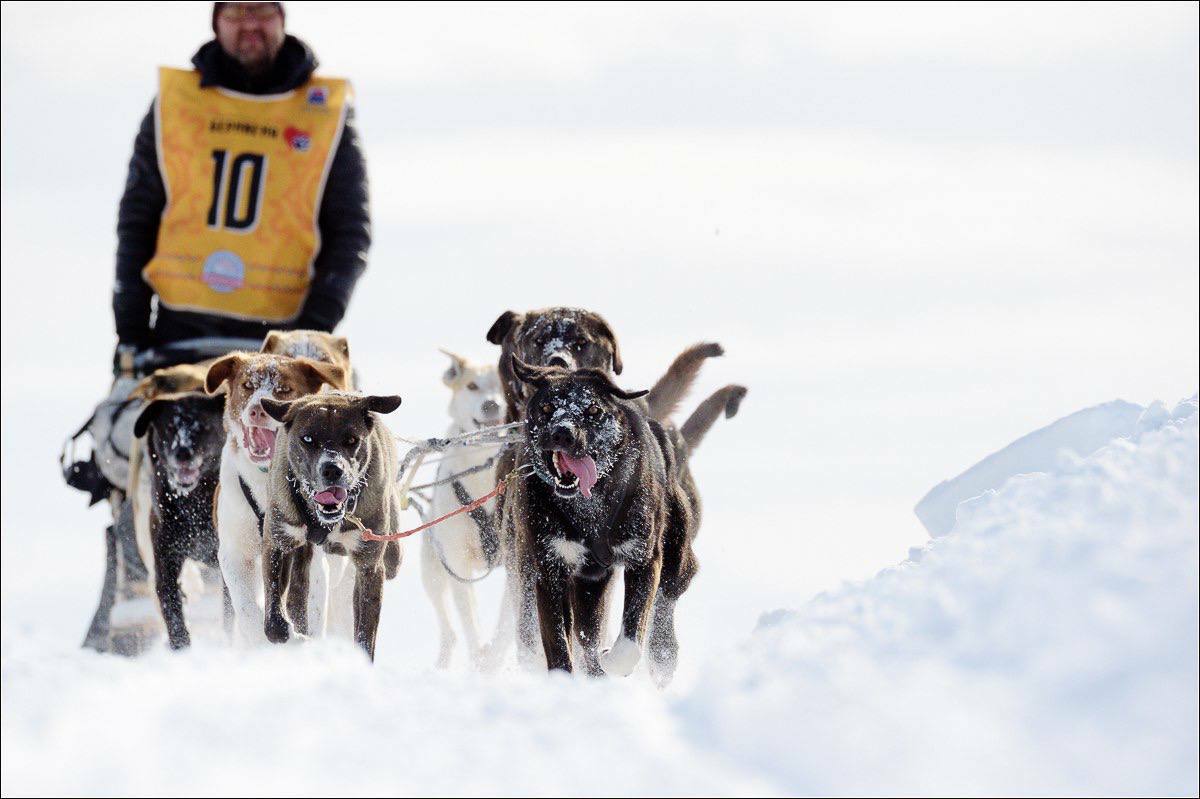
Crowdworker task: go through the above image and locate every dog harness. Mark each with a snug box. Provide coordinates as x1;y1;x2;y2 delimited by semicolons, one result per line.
238;475;265;537
142;67;349;323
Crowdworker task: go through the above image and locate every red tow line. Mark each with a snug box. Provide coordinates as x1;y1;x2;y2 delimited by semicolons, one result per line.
359;479;507;542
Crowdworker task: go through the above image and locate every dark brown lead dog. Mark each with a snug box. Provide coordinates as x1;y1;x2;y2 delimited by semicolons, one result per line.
258;391;403;660
486;307;745;680
506;358;697;678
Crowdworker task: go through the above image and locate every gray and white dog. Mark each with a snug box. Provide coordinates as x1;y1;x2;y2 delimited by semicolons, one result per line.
258;391;403;660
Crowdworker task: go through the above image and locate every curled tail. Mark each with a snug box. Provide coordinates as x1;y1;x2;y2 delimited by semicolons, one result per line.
681;385;747;451
647;342;724;421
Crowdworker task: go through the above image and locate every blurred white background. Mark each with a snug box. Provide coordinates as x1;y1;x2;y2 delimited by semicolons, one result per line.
2;1;1197;666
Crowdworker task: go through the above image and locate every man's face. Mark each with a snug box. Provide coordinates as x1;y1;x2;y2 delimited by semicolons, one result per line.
215;3;285;75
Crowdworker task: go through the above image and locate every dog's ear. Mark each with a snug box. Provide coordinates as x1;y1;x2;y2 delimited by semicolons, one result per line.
364;395;402;415
133;399;168;438
438;349;467;387
486;310;523;345
580;368;648;400
261;330;284;354
593;314;623;375
205;354;245;395
295;359;346;392
261;397;294;424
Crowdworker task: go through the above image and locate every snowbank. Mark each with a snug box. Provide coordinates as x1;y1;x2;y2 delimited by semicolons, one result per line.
3;401;1197;796
914;395;1197;536
914;399;1145;536
686;402;1199;795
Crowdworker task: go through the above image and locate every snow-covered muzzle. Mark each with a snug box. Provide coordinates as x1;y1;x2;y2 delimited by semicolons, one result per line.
144;397;225;498
524;381;623;500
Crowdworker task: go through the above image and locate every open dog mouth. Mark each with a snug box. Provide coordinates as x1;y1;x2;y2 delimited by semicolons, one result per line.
241;425;277;463
547;449;599;498
311;485;349;528
169;464;202;494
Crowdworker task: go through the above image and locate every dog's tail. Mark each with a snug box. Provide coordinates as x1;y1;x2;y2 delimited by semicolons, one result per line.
681;385;747;452
646;342;724;422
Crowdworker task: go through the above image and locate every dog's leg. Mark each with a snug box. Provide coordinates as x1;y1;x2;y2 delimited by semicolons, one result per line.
571;572;612;677
262;540;292;644
81;524;119;652
217;496;266;645
420;535;457;668
602;559;661;677
284;545;313;636
154;544;190;650
221;550;264;645
221;580;234;638
535;576;572;672
479;566;517;672
353;564;385;661
649;509;697;686
647;592;680;687
305;546;330;638
326;557;356;639
516;559;547;670
451;581;484;665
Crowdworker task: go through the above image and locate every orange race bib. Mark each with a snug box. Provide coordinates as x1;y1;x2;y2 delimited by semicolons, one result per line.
142;67;349;323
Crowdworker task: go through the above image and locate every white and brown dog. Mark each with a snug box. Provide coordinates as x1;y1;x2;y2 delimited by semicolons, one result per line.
419;350;506;668
205;349;346;645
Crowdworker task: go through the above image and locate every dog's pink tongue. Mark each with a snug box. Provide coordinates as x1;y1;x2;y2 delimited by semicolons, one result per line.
559;452;598;498
314;486;348;506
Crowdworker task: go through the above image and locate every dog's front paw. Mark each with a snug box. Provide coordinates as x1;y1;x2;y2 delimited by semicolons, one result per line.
600;635;641;677
264;613;291;644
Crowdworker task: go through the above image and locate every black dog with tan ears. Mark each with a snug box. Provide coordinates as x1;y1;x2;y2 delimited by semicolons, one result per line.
133;391;229;649
506;357;704;679
258;391;403;660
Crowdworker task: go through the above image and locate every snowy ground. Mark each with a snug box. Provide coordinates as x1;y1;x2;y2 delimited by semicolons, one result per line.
3;3;1198;796
3;399;1196;796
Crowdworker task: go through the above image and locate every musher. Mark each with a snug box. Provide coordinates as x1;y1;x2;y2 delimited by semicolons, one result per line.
64;1;370;652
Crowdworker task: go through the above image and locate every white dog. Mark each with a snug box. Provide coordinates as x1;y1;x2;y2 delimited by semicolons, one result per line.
420;350;506;668
205;352;345;645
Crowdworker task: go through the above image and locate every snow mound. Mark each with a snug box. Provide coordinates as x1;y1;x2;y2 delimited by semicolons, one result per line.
684;405;1199;795
3;403;1196;795
914;396;1197;536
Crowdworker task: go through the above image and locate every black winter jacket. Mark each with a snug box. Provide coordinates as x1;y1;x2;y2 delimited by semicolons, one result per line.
112;36;370;348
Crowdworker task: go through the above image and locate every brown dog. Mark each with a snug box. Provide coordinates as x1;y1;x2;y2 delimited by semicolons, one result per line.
205;352;345;645
258;391;403;659
485;307;743;678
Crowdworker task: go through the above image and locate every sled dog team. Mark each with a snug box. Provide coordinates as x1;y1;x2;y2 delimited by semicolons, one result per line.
130;307;746;683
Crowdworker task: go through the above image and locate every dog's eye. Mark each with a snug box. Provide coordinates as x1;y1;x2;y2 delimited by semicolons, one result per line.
571;340;585;352
586;405;601;417
276;385;292;396
541;403;553;416
302;434;314;445
467;382;478;391
345;435;359;448
242;381;254;392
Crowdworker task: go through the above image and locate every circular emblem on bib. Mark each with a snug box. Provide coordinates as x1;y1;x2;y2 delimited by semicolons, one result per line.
202;250;245;293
